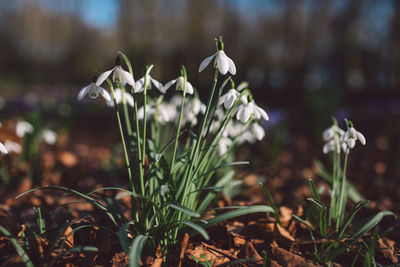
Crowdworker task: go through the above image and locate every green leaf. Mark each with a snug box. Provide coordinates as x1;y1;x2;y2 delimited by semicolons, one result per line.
167;202;200;218
203;205;274;229
129;235;148;267
307;198;326;210
259;183;281;225
198;161;250;179
16;186;119;226
119;221;136;253
308;179;320;202
350;211;394;246
338;200;368;239
0;225;34;267
181;220;209;240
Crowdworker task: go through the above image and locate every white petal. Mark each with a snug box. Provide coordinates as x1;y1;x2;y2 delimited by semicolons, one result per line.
322;127;334;141
96;68;114;86
151;77;163;91
77;85;90;101
161;79;177;93
216;51;229;75
125;93;135;107
356;131;366;145
227;56;236;75
256;106;269;121
252;123;265;140
0;142;8;154
99;86;112;101
218;94;227;106
347;139;356;149
120;69;135;86
199;53;216;73
224;95;236;109
185;82;194;95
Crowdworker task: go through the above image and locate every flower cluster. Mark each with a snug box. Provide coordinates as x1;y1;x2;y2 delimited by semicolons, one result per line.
322;119;366;154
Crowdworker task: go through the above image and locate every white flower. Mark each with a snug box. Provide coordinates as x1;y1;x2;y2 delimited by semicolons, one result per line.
251;123;265;141
237;131;257;144
106;88;134;107
218;136;232;155
161;76;194;94
340;126;366;152
155;103;177;124
96;66;135;87
41;129;57;145
16;121;34;138
78;82;111;102
218;89;240;109
160;185;170;196
199;50;236;75
4;140;21;153
181;98;206;126
236;100;269;123
0;142;8;154
322;124;344;154
137;106;155;121
322;124;344;142
135;75;163;93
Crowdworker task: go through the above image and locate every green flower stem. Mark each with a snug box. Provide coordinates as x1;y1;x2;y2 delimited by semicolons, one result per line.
107;81;135;196
177;69;219;201
200;76;231;153
121;85;133;135
336;149;349;230
170;83;187;175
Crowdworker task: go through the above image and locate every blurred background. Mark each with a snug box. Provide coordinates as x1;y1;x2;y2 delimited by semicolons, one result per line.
0;0;399;199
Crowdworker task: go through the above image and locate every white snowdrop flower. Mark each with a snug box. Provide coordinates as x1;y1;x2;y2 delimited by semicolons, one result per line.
236;100;269;123
199;50;236;75
106;88;135;107
78;82;111;102
218;136;232;156
160;185;170;196
322;124;345;142
41;129;57;145
96;62;135;87
219;89;240;109
223;120;243;138
16;121;33;138
161;76;194;95
0;142;8;154
181;98;205;126
322;123;344;154
155;103;177;124
238;131;257;144
137;106;156;121
4;140;21;153
340;126;366;152
251;123;265;141
135;75;163;93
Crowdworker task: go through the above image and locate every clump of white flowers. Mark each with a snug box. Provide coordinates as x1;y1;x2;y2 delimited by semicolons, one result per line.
16;120;34;138
322;118;365;154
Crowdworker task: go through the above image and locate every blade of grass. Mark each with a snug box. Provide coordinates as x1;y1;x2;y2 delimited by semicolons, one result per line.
181;220;209;240
259;183;281;225
129;235;148;267
167;202;200;218
0;225;34;267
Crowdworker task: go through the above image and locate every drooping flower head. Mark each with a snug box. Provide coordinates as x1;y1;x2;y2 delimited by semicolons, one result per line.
96;56;135;87
16;120;34;138
135;71;163;93
322;119;345;154
161;76;194;95
236;97;269;124
219;88;240;109
106;88;135;107
340;119;366;152
199;36;236;75
78;76;112;102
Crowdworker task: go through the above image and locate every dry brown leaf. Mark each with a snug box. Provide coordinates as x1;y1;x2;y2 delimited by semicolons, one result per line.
187;244;232;266
271;241;321;267
279;206;293;227
64;226;74;248
178;233;189;267
239;242;263;263
378;237;398;263
58;151;78;167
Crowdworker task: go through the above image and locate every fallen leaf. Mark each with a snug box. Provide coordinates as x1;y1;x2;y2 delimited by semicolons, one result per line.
378;237;398;263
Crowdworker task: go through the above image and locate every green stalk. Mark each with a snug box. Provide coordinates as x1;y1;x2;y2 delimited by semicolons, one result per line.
107;80;135;196
121;85;133;135
336;149;349;230
171;71;188;174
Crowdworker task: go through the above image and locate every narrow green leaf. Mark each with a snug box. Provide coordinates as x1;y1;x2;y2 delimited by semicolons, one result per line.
203;205;274;229
129;235;148;267
167;202;200;218
307;198;326;210
308;179;320;201
0;225;34;267
338;200;368;239
119;221;136;253
198;161;250;178
350;211;394;245
181;220;209;240
16;186;119;226
259;183;281;225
